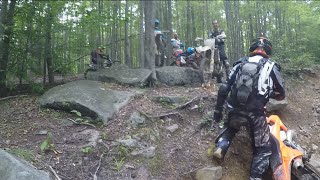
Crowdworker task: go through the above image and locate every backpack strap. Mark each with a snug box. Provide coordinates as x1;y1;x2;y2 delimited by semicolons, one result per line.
258;59;275;96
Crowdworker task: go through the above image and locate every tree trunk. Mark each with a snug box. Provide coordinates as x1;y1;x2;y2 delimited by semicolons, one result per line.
191;4;196;47
0;0;9;88
44;3;54;84
139;0;145;68
144;0;157;83
186;0;191;46
205;0;210;36
125;0;131;67
224;1;232;62
111;1;117;61
166;0;172;66
0;0;16;88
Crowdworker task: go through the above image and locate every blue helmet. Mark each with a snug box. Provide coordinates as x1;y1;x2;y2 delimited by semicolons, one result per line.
155;19;160;26
187;47;195;54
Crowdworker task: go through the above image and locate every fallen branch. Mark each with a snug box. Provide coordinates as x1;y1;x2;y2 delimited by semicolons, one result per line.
138;110;183;120
49;165;62;180
174;96;200;110
93;153;104;180
0;95;27;101
67;118;96;128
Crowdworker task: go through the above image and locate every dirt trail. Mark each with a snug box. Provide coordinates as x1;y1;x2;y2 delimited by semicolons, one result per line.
0;69;319;180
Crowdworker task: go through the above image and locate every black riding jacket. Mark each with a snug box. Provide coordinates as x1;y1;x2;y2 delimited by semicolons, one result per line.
216;55;285;112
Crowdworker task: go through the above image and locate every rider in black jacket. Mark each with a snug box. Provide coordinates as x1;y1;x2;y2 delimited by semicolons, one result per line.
210;20;229;82
212;37;285;180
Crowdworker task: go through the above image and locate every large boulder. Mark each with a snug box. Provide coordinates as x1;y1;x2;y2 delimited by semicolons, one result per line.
156;66;202;86
86;64;152;86
0;149;50;180
39;80;135;124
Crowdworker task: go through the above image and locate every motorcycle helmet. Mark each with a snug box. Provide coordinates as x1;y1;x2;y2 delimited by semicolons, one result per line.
155;19;160;26
249;37;272;57
187;47;195;54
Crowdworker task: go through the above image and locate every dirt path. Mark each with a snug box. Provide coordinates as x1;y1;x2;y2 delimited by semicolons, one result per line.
0;69;319;180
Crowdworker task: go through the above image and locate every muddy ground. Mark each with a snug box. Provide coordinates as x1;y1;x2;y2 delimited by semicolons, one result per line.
0;68;319;180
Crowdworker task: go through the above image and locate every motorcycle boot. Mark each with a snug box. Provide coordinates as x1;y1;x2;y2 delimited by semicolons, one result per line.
212;137;230;161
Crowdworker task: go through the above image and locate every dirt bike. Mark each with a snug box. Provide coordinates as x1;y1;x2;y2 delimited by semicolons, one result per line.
266;115;320;180
214;114;320;179
169;49;203;70
194;37;225;87
84;55;120;78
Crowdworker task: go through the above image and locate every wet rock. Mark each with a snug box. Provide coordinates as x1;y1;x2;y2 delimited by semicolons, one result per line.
86;64;152;86
129;111;146;128
39;80;136;124
156;66;202;86
0;149;50;180
165;124;179;133
195;166;223;180
131;146;156;158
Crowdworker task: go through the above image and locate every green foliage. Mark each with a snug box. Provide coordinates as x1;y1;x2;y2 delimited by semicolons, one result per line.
40;132;55;152
289;53;316;69
2;0;320;86
117;145;129;159
70;110;82;117
31;84;45;94
101;132;108;140
112;157;125;172
81;146;94;154
7;148;35;162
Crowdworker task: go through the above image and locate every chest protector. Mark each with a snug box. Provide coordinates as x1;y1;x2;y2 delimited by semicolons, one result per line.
231;58;267;107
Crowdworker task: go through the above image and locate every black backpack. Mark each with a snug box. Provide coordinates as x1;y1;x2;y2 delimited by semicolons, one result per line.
231;57;267;107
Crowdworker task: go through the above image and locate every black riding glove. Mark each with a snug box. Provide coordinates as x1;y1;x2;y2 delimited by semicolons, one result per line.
213;110;223;123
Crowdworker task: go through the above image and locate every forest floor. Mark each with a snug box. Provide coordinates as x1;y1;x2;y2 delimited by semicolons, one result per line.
0;67;320;180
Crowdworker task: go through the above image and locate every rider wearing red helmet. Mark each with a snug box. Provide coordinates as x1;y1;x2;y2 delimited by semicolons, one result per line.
211;37;285;180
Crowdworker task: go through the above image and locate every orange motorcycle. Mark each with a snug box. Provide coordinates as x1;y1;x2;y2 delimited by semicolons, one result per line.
267;115;320;180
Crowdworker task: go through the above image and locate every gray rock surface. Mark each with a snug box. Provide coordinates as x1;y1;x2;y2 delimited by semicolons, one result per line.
165;124;179;133
152;95;188;106
308;154;320;173
39;80;135;124
0;149;50;180
195;166;223;180
131;146;156;158
156;66;202;86
266;97;288;112
86;64;152;86
129;111;146;128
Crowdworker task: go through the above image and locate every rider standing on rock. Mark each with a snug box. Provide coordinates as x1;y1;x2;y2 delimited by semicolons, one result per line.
171;32;184;51
154;19;166;66
211;37;285;180
210;20;229;83
84;47;106;79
